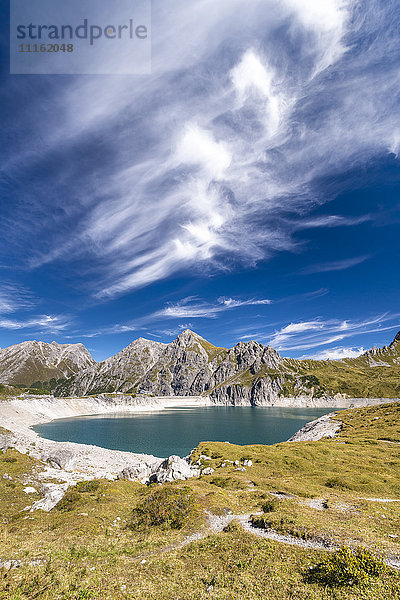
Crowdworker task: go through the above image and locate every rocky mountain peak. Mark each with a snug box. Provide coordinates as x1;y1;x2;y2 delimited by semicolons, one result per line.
389;330;400;348
234;340;262;350
128;337;166;350
174;329;209;347
232;339;282;370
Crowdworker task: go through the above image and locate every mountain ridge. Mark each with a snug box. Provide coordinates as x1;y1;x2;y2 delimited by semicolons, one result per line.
1;329;399;402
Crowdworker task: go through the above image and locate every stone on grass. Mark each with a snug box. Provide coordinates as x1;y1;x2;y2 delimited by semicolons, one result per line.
152;455;200;483
201;467;215;476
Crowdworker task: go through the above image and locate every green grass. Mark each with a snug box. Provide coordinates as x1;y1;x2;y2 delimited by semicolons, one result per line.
0;403;400;599
305;546;387;587
284;356;400;398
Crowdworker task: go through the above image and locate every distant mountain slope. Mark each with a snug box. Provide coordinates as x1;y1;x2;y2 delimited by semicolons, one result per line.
284;332;400;400
347;331;400;368
0;341;95;388
55;338;166;396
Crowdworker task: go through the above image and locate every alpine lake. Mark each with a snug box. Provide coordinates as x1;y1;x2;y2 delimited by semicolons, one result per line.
34;405;337;458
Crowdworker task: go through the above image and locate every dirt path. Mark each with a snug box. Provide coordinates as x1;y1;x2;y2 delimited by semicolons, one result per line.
3;512;399;572
121;510;400;571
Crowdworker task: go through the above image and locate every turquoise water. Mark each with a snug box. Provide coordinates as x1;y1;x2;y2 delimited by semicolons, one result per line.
34;406;335;458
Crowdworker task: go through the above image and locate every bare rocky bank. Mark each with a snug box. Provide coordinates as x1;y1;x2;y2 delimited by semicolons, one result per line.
0;394;210;510
288;398;399;442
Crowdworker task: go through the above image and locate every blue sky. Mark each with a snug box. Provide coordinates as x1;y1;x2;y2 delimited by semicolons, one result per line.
1;0;400;362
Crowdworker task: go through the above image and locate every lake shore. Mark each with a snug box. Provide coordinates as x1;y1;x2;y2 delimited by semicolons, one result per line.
0;394;212;509
0;394;398;511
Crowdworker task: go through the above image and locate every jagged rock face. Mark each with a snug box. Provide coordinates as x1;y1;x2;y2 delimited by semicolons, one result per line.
0;341;95;387
56;338;166;396
139;330;223;396
133;332;286;403
389;330;400;349
210;375;285;406
354;330;400;367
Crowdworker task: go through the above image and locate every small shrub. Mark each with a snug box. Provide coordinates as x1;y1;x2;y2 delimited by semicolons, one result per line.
305;546;386;587
251;514;312;540
74;591;95;600
2;456;17;463
55;491;80;512
325;477;353;490
129;486;195;530
261;498;278;513
251;514;274;529
210;477;244;490
211;451;222;459
241;454;253;462
222;522;241;534
75;480;100;493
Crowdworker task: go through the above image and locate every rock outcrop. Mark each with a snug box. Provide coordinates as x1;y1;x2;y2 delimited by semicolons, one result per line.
288;413;342;442
148;455;200;484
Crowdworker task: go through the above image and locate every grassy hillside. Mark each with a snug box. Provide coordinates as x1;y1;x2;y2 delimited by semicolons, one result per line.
0;383;50;399
217;334;400;399
0;403;400;599
282;358;400;399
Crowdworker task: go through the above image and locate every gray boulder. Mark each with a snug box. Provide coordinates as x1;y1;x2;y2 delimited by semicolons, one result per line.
151;455;200;483
42;449;76;470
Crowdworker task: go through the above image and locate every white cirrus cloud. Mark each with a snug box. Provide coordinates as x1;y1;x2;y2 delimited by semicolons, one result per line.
300;255;371;274
3;0;400;300
0;314;71;333
0;284;35;315
80;295;272;337
305;346;366;360
174;123;232;179
155;296;272;320
268;314;400;352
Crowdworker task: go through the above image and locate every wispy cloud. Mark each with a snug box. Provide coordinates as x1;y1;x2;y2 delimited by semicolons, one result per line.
0;284;35;315
0;314;71;333
3;0;399;299
300;255;370;274
0;284;71;334
268;314;400;352
157;324;194;337
304;346;366;360
81;296;272;337
268;321;325;348
153;296;272;320
295;215;373;230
